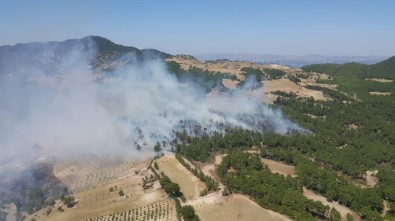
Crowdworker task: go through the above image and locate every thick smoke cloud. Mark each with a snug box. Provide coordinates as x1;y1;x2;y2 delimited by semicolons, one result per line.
0;42;306;182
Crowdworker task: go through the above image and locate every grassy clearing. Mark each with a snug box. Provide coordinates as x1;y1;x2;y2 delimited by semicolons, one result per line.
261;158;296;177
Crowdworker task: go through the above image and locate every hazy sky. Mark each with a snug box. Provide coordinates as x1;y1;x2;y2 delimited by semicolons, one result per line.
1;0;394;56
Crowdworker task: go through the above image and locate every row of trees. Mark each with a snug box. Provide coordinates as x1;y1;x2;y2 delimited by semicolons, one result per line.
175;154;219;192
154;159;200;221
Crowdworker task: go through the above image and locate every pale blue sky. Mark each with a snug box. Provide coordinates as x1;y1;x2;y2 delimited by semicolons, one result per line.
1;0;394;56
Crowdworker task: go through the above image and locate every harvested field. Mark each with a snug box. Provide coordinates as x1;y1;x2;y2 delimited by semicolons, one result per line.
53;154;145;193
262;78;327;102
261;158;296;177
365;78;393;83
303;187;360;221
369;92;391;96
193;193;291;221
156;155;206;200
25;189;168;221
25;156;170;221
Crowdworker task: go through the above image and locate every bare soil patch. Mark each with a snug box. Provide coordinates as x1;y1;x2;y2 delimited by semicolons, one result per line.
0;203;17;221
304;113;327;120
156;155;206;200
347;123;359;130
365;78;393;83
303;187;360;220
192;193;292;221
369;92;391;96
214;154;227;165
366;170;378;187
262;78;327;102
383;200;390;217
222;79;239;89
53;154;148;193
261;158;296;177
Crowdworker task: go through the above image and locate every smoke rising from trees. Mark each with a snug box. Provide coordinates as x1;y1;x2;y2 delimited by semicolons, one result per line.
0;40;306;183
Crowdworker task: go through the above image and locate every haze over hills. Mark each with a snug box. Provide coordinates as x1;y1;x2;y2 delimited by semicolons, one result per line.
195;53;388;68
302;56;395;79
0;36;171;77
0;35;390;77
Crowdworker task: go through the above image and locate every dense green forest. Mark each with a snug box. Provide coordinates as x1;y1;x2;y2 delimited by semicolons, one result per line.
217;151;339;220
173;56;395;220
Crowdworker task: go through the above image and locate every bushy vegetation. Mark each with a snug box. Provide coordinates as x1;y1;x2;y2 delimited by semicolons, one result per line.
60;195;76;208
166;61;237;92
0;164;68;217
180;205;199;221
241;67;266;81
159;176;181;197
262;68;287;79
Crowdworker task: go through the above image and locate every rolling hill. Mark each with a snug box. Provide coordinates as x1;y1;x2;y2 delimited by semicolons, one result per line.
0;36;172;76
301;56;395;79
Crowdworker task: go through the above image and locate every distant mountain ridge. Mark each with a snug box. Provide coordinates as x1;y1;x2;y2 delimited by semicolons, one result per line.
195;53;387;68
0;36;172;76
301;56;395;79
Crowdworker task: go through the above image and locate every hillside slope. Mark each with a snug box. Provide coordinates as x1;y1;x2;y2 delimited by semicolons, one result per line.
301;56;395;79
0;36;172;76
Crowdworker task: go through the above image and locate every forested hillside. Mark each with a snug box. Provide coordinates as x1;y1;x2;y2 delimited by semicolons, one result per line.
174;57;395;220
302;56;395;79
0;36;172;76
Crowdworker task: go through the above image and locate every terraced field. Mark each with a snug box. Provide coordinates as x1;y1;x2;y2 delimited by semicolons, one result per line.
85;200;176;221
53;155;139;192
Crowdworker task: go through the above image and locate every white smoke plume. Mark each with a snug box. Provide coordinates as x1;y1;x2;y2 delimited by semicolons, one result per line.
0;41;306;182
